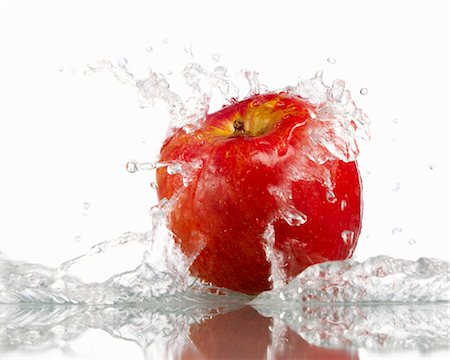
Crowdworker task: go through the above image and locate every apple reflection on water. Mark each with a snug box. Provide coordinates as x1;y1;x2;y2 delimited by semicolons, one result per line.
2;303;448;359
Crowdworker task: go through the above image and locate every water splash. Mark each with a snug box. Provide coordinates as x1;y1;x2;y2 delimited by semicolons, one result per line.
253;255;449;303
393;181;401;192
0;233;243;305
1;56;447;310
211;52;221;62
391;227;403;235
341;230;355;246
78;57;370;157
126;160;170;173
262;222;287;290
268;186;308;227
1;303;447;357
81;201;91;216
255;303;449;352
295;72;370;165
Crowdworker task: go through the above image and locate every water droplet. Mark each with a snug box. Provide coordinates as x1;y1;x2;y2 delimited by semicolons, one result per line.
183;44;194;58
327;57;336;65
366;170;372;176
429;164;436;170
282;210;307;226
145;45;153;53
139;161;168;171
330;79;346;102
117;57;128;68
126;160;140;173
158;79;170;89
326;189;337;203
167;162;182;175
251;98;262;107
243;70;260;95
372;267;387;277
214;66;227;76
58;66;64;72
276;141;288;156
408;238;416;245
315;69;324;80
340;200;347;211
391;227;403;235
211;52;221;62
82;202;91;212
341;230;355;245
150;182;158;190
140;140;146;145
308;110;317;119
74;235;82;243
392;182;401;192
393;118;399;124
162;38;169;44
167;69;173;75
360;88;368;95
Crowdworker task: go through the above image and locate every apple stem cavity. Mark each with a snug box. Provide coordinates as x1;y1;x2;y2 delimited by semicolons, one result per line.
233;118;246;134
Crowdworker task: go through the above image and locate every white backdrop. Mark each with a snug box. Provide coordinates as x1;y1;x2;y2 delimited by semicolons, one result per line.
1;1;449;273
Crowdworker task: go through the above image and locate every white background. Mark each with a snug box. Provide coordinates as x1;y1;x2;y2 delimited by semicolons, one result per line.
1;1;449;270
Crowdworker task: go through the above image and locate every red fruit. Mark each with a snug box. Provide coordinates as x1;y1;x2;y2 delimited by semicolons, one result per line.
156;93;362;295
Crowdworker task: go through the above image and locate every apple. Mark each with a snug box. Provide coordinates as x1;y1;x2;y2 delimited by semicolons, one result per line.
156;93;362;295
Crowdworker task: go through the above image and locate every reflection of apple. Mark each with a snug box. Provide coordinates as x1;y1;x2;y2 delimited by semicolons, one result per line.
182;306;359;360
185;307;271;360
157;93;362;294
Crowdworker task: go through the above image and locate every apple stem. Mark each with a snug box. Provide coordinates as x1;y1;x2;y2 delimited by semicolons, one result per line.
233;119;245;133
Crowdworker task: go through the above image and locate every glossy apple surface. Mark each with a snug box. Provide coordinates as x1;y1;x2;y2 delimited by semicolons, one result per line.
156;93;362;294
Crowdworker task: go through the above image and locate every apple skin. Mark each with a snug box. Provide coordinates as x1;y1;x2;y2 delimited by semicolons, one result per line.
156;93;362;295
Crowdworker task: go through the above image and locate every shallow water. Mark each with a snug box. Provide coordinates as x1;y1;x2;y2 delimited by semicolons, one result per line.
1;244;449;358
1;302;448;359
1;252;448;304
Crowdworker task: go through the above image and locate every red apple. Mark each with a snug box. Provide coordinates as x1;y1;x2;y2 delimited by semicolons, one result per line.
156;93;362;295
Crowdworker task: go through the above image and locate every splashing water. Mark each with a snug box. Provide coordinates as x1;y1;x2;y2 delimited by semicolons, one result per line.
2;54;450;360
0;228;244;304
2;303;447;357
253;256;449;303
1;55;448;311
254;303;450;353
